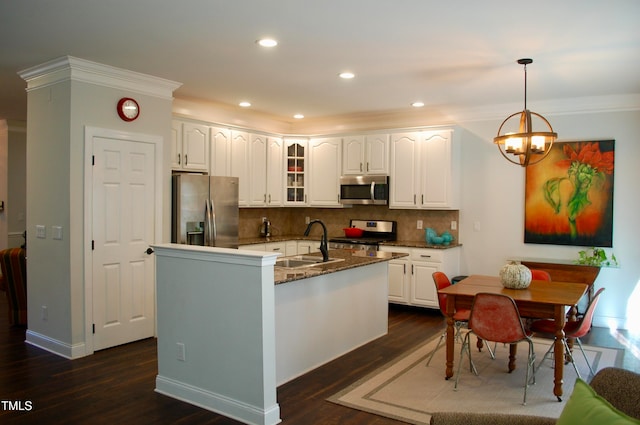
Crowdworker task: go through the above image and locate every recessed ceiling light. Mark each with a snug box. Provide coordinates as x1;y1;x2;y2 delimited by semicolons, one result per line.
339;72;355;79
412;101;425;108
257;38;278;47
293;114;305;119
239;101;252;108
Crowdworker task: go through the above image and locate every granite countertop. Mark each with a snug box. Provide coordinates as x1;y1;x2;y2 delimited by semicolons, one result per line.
274;248;408;285
240;235;462;250
239;235;322;245
381;240;462;249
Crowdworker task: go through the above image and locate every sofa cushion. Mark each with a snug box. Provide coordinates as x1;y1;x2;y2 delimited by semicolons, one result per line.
557;378;640;425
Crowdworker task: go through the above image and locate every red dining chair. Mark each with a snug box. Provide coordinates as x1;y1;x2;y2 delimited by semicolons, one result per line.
426;272;472;366
455;292;536;405
531;269;551;281
426;272;495;366
530;287;605;381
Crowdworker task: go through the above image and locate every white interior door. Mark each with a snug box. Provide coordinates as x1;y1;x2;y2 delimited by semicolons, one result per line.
92;136;156;351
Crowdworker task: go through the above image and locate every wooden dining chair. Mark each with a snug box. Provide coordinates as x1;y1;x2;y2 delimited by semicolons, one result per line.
455;292;536;405
530;287;605;381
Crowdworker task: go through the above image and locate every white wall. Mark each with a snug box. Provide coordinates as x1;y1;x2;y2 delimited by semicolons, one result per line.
458;110;640;331
21;57;179;357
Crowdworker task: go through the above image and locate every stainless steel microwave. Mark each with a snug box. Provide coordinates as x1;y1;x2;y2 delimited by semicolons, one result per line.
339;175;389;205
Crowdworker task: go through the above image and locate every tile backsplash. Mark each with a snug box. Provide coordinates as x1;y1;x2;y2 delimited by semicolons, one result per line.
240;206;459;242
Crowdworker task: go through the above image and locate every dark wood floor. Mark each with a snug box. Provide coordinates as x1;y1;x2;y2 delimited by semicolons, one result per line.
1;296;638;424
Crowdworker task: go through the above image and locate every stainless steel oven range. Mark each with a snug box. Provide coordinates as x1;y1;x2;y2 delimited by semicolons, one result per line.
329;219;397;251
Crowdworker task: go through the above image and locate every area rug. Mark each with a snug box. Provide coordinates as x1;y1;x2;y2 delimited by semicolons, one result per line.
328;333;623;424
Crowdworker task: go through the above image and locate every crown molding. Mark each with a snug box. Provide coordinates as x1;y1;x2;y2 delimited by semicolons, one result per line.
18;56;182;99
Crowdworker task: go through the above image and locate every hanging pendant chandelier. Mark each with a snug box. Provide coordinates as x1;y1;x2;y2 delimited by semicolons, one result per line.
494;58;557;166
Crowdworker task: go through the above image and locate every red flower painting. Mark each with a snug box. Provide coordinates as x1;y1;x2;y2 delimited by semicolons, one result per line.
525;141;615;247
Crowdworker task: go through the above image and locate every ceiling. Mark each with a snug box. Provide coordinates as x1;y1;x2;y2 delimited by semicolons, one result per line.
1;1;639;124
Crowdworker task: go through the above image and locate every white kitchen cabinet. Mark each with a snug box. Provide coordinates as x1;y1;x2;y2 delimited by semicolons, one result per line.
308;137;341;207
239;243;266;251
385;247;411;303
171;120;209;172
342;134;389;175
284;139;308;206
266;136;284;206
240;241;319;255
249;133;268;207
265;241;287;254
297;241;320;254
379;245;460;308
389;128;459;209
230;130;250;206
210;125;232;176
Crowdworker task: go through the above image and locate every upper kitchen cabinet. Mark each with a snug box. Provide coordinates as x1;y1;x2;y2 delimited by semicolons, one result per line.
248;133;284;207
284;139;308;206
230;130;250;206
389;128;460;209
266;136;284;206
210;125;232;176
309;137;342;207
171;120;209;172
342;134;389;175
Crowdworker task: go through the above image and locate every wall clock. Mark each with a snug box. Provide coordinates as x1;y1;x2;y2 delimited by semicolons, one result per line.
117;97;140;122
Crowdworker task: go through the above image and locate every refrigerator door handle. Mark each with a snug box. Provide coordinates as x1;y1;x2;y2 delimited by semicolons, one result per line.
204;199;212;245
210;198;217;245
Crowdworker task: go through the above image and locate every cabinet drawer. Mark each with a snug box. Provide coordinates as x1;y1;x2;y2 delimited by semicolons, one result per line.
411;249;442;263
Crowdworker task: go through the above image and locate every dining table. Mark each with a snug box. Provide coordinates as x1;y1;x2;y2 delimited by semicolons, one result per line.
438;274;588;400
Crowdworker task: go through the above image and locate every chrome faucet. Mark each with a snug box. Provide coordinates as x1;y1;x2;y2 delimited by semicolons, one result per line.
304;219;329;262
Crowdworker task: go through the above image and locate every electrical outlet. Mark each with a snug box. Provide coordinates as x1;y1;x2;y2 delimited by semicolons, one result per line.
451;221;457;230
417;220;423;230
177;342;186;361
305;216;310;224
52;225;63;240
474;221;481;232
36;225;46;239
41;305;48;321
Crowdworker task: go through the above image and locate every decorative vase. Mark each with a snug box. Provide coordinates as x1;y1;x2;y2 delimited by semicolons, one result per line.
499;261;532;289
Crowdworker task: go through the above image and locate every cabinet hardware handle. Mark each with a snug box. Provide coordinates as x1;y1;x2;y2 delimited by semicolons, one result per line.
413;194;416;204
421;194;424;205
420;255;431;258
273;247;281;251
185;155;188;166
360;162;363;172
411;264;414;274
268;194;271;203
367;162;370;172
264;194;266;202
178;153;181;165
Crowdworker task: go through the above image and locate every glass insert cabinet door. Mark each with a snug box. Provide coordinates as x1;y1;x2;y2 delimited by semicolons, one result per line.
285;139;307;205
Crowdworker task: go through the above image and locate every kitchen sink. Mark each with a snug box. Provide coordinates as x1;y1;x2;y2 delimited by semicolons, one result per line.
275;255;344;269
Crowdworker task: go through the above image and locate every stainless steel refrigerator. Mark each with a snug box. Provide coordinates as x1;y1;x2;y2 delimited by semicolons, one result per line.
171;174;239;248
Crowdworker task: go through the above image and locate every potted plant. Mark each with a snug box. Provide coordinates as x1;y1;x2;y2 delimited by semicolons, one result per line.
575;247;618;267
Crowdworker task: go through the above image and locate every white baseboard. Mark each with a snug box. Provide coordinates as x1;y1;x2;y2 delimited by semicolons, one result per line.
155;375;281;425
25;330;88;359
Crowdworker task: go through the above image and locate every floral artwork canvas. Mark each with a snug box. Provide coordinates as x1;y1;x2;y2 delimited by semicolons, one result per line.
525;140;615;247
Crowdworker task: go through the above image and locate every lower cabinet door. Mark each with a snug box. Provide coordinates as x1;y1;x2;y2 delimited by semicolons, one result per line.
388;259;410;303
411;262;439;307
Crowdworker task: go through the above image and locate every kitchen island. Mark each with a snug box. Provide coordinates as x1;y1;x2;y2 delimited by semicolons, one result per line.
153;244;406;425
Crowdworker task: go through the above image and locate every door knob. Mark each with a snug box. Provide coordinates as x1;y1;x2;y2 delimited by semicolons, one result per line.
145;247;154;255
